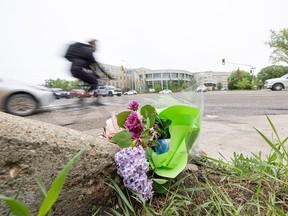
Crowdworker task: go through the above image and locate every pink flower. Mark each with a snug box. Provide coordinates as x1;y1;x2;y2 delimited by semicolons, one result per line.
128;101;139;111
125;112;144;137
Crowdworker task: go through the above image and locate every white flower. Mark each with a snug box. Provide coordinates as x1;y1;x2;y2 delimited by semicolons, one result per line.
104;111;120;138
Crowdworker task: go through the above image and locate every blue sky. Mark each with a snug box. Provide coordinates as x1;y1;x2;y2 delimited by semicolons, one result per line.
1;0;288;84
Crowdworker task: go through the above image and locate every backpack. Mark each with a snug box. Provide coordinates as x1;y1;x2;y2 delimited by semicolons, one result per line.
64;42;88;62
64;43;78;62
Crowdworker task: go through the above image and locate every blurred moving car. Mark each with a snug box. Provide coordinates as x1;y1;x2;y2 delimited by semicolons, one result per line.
69;89;92;98
51;88;71;99
124;90;137;95
264;74;288;91
196;85;207;92
159;89;172;94
0;78;55;116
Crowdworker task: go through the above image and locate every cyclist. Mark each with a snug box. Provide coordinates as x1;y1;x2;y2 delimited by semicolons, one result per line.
65;39;113;105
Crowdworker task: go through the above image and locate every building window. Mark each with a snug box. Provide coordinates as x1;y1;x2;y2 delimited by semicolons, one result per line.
146;74;152;79
163;73;170;78
153;73;161;79
171;73;178;78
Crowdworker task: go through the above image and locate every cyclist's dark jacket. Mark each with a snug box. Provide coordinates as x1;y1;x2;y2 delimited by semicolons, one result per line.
65;42;105;78
65;42;106;88
65;42;96;69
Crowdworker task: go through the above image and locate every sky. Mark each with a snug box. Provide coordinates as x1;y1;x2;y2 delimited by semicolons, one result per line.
1;0;288;84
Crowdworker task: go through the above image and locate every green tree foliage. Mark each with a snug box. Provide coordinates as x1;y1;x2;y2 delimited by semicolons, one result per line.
235;78;252;90
228;70;252;90
44;79;80;90
154;82;161;92
257;65;288;82
168;80;174;91
216;82;223;90
267;28;288;64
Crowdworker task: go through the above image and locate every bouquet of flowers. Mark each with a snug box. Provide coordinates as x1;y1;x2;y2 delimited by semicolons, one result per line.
103;100;201;201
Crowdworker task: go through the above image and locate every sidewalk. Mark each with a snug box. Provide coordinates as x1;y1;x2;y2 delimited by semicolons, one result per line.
193;115;288;160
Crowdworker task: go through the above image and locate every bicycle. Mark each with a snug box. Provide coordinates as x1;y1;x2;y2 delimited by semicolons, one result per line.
49;66;114;126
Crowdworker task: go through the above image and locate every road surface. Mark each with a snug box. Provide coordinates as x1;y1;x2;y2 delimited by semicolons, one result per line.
26;90;288;159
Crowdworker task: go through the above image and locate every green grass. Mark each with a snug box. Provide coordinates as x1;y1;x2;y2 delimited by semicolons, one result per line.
96;116;288;215
0;145;88;216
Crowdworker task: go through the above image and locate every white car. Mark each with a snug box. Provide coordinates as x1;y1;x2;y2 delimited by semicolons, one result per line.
159;89;172;94
196;85;207;92
92;85;122;97
264;74;288;91
124;90;137;95
0;78;55;116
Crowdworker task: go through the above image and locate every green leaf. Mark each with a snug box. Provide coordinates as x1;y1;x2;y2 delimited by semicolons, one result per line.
141;105;156;128
152;178;169;185
37;145;88;216
146;147;153;159
152;179;169;194
0;194;33;216
116;111;131;127
110;130;132;148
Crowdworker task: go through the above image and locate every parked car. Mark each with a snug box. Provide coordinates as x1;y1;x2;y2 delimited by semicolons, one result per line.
0;78;55;116
159;89;172;94
196;85;207;92
92;85;122;97
264;74;288;91
69;89;92;98
124;90;137;95
149;88;155;93
51;88;71;99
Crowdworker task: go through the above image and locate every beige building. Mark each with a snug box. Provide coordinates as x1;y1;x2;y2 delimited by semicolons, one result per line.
193;71;231;90
99;63;230;91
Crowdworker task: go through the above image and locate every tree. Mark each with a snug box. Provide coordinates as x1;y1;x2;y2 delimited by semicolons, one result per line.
154;82;161;93
227;70;252;90
44;79;80;90
257;65;288;82
267;28;288;64
235;78;252;90
216;82;223;90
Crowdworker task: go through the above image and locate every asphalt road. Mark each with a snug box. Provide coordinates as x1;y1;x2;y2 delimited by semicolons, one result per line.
26;89;288;130
25;90;288;159
203;90;288;118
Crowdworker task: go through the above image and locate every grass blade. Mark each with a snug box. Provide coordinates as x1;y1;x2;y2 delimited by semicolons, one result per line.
106;179;135;213
36;177;48;197
0;195;33;216
254;127;283;159
266;115;281;142
37;145;88;216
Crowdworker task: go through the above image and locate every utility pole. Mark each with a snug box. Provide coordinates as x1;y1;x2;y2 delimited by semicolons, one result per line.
122;60;134;90
222;59;256;87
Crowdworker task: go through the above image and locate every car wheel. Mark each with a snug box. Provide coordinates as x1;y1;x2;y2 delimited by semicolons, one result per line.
93;92;98;97
108;91;113;97
272;83;283;91
5;93;38;116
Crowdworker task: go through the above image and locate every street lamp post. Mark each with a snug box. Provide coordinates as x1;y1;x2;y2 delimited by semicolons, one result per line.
122;60;134;90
